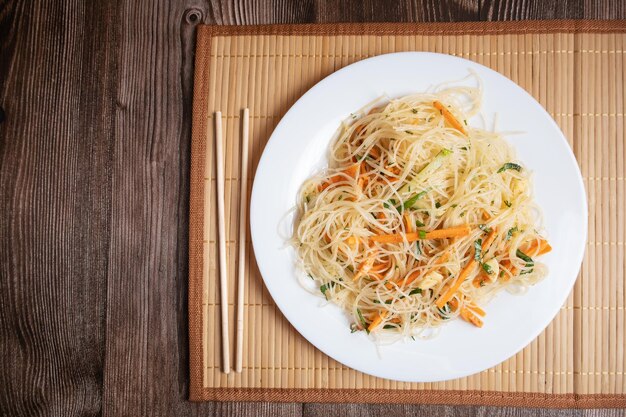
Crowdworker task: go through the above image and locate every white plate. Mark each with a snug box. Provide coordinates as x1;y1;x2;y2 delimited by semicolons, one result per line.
250;52;587;382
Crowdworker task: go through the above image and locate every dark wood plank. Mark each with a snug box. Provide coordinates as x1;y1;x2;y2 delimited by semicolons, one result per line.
304;404;587;417
481;0;626;20
0;0;116;416
480;0;584;20
0;0;624;416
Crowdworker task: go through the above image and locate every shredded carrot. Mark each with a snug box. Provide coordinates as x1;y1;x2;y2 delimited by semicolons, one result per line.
367;311;388;332
368;146;381;159
384;165;402;182
459;307;483;327
318;163;361;191
501;238;551;279
525;238;552;256
436;229;498;308
433;100;467;135
387;250;452;289
376;212;386;220
466;303;486;317
370;225;471;244
352;250;378;281
482;209;491;220
403;212;413;233
370;259;391;273
472;274;488;288
500;259;517;278
357;176;365;191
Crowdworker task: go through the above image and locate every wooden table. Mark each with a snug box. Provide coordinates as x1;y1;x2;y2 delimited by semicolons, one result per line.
1;1;624;416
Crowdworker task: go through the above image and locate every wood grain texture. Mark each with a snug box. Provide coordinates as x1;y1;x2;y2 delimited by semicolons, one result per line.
0;0;625;416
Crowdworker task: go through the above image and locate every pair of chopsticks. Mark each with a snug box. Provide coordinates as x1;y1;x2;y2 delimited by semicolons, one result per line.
214;109;249;374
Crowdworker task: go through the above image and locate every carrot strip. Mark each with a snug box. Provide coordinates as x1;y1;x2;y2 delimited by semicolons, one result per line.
466;303;486;317
525;238;552;256
370;225;471;244
501;238;551;279
459;307;483;327
500;259;517;278
425;226;471;240
386;250;451;289
472;274;488;288
318;163;361;191
436;229;498;308
370;260;391;273
403;212;413;233
352;250;378;281
433;101;467;135
368;146;381;159
367;311;388;332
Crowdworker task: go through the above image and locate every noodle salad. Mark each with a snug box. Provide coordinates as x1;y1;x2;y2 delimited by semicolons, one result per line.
292;82;551;340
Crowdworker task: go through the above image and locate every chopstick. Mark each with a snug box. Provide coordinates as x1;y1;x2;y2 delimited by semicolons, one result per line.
235;108;250;373
214;111;230;374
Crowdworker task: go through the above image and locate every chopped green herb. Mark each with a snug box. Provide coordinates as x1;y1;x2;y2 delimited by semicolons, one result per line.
415;220;425;227
338;195;343;201
498;162;522;173
482;262;494;275
320;282;335;298
409;288;422;296
414;242;422;256
411;336;416;341
474;239;483;262
437;303;451;319
418;230;427;239
440;148;453;156
402;190;427;210
506;226;518;240
478;224;492;233
357;309;369;333
383;325;396;329
504;200;512;208
308;273;314;279
405;130;414;135
516;249;534;267
460;146;468;151
346;265;354;272
435;201;441;209
305;195;310;203
464;119;468;125
451;204;458;208
411;108;418;114
499;270;505;278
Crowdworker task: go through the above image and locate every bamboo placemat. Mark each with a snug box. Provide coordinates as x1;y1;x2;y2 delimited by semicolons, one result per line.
189;21;626;407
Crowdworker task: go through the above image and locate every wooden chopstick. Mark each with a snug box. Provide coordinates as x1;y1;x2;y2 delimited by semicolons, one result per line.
235;108;250;373
214;111;230;374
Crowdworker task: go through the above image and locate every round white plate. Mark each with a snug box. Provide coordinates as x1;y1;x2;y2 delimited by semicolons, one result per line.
249;52;587;382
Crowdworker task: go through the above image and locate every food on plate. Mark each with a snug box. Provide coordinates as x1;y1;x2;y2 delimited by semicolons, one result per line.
292;83;551;339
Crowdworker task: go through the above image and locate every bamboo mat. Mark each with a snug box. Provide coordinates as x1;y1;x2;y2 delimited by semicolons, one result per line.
189;21;626;407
